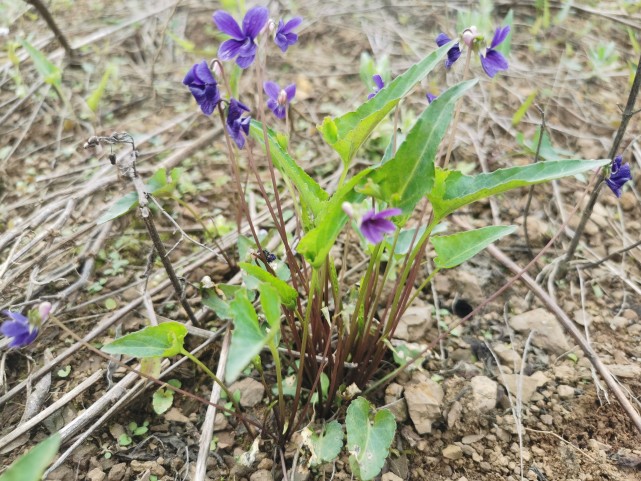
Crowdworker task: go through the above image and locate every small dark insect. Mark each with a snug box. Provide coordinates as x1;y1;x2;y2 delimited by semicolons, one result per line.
108;153;117;165
253;249;277;263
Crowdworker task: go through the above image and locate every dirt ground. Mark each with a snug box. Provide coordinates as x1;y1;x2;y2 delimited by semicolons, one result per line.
1;1;640;480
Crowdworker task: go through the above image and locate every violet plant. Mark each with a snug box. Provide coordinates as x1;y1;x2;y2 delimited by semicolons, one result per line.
95;7;616;479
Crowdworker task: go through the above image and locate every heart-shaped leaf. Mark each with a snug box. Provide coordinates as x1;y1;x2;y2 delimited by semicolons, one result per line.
346;397;396;480
307;420;344;466
101;321;188;358
238;262;298;309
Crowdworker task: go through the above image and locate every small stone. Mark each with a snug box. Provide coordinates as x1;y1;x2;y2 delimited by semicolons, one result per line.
382;473;403;481
501;372;548;403
540;414;554;425
470;376;498;412
619;191;636;211
609;316;630;331
462;433;485;444
573;310;592;327
217;431;235;450
47;466;75;480
214;412;229;431
404;374;444;434
557;385;575;399
130;460;165;476
394;305;432;341
509;309;570;353
622;309;638;321
442;445;463;460
108;464;127;481
229;378;265;407
553;364;576;383
385;383;408;422
493;344;521;366
164;407;190;423
451;270;484;305
87;468;106;481
517;216;549;245
250;469;273;481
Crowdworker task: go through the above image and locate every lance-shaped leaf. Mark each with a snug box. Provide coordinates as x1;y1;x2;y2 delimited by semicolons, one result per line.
20;39;61;89
319;41;456;168
432;225;517;269
225;285;281;383
249;121;328;218
101;322;188;358
371;79;477;212
428;159;610;219
0;433;60;481
346;397;396;480
238;262;298;309
296;167;373;267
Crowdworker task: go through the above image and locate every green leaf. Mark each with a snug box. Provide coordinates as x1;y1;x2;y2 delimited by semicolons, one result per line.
86;63;116;112
259;283;282;330
428;159;610;219
296;167;373;267
96;167;171;224
371;79;478;212
319;41;456;168
511;90;537;126
346;397;396;480
118;434;132;446
202;285;245;320
431;225;517;269
249;121;328;218
20;39;61;88
0;433;60;481
308;421;344;466
101;321;188;358
225;290;264;383
238;262;298;309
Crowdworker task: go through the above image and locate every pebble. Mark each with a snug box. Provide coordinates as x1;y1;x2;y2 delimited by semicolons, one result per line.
501;372;548;403
250;469;273;481
404;374;444;434
557;385;575;399
87;468;106;481
470;376;498;412
540;414;554;425
385;383;408;422
107;464;127;481
164;407;190;423
382;473;403;481
609;316;630;331
394;304;431;341
606;364;641;378
443;444;463;460
229;377;265;407
509;308;571;354
461;433;485;444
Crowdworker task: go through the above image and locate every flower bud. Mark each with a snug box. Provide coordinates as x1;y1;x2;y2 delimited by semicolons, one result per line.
342;202;355;218
462;26;478;48
38;302;52;322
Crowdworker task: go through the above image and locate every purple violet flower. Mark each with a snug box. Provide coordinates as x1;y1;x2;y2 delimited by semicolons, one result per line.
226;98;251;149
426;92;438;104
183;61;221;116
479;26;510;78
605;155;632;198
264;81;296;119
1;311;38;348
360;208;402;244
435;33;461;69
368;74;385;100
274;17;302;52
213;7;269;69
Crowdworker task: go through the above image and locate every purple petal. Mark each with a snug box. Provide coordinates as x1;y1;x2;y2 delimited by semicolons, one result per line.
360;222;383;244
445;44;461;69
373;208;402;219
435;33;451;47
218;38;247;61
280;17;302;35
1;320;26;337
284;83;296;101
236;52;257;69
371;218;396;234
367;92;375;100
373;74;385;90
243;6;269;39
193;60;215;83
480;49;508;78
426;92;438;103
267;98;280;117
490;25;510;49
213;11;244;39
3;310;28;325
612;155;623;171
263;81;280;100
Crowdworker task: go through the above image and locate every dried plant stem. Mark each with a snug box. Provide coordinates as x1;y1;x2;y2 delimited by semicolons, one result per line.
561;51;641;270
523;107;546;259
24;0;75;60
